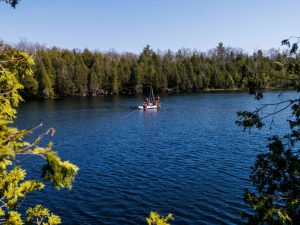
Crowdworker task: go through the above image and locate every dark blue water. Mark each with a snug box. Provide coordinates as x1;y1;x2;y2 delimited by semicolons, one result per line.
14;91;296;224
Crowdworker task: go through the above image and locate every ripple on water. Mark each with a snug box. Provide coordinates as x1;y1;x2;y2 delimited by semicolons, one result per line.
15;91;297;224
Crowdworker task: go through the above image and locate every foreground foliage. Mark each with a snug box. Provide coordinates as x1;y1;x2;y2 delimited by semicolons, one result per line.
237;37;300;224
0;0;20;8
146;211;174;225
0;46;79;224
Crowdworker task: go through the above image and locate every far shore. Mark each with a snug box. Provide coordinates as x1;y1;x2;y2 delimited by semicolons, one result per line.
22;87;296;101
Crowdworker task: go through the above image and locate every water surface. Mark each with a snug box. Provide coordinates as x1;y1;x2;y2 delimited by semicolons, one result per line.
15;91;296;224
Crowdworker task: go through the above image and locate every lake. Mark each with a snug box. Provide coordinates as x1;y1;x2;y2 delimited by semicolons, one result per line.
14;91;296;224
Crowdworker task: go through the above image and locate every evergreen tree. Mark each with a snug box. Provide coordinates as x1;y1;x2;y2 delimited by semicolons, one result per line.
73;55;88;96
237;37;300;224
88;58;102;95
6;41;296;98
110;61;119;94
36;58;54;98
0;47;78;224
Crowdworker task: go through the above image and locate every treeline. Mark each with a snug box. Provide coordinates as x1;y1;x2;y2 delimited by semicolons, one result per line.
3;41;297;98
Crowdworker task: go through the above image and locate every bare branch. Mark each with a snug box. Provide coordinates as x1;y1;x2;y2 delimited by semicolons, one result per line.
16;152;47;160
260;102;294;120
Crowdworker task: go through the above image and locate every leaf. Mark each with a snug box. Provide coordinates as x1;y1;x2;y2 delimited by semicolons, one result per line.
146;211;174;225
281;39;290;48
26;205;61;225
290;43;298;55
277;210;292;224
5;211;23;225
42;151;79;190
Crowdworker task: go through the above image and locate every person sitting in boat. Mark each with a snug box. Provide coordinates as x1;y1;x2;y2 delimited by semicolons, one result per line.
149;98;154;104
155;96;160;107
155;96;160;103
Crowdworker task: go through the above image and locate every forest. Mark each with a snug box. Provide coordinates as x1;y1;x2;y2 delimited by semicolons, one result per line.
1;40;298;98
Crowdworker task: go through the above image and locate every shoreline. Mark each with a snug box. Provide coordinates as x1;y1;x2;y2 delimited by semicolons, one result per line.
22;87;296;100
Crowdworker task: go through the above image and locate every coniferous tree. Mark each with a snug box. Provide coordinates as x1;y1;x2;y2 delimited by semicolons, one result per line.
0;47;78;224
73;54;88;96
36;58;54;98
3;41;294;98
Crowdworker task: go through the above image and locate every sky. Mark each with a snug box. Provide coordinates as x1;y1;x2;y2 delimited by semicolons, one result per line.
1;0;299;54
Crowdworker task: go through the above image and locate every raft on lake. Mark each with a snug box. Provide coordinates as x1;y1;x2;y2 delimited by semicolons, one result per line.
138;86;160;110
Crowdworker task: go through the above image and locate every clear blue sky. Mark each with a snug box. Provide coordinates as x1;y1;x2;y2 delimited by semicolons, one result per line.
1;0;299;53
